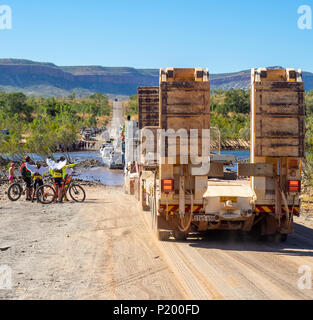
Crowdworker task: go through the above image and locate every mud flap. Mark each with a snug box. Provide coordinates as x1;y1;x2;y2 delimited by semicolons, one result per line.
242;216;255;231
280;215;294;234
261;215;278;236
157;214;174;231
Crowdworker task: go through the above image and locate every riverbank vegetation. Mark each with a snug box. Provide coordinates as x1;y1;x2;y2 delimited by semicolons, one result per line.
303;91;313;184
124;94;138;118
0;92;111;159
210;89;250;141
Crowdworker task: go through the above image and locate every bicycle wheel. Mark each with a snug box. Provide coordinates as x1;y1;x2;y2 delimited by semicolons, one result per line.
69;184;86;202
36;185;57;204
7;183;23;201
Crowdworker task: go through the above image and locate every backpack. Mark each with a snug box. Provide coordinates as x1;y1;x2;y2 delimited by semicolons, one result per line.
20;163;27;178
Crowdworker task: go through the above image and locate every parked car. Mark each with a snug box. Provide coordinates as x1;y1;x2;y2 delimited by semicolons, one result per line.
0;129;10;139
82;132;90;140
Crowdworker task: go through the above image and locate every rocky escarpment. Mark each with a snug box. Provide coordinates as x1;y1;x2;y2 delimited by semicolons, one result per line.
0;59;312;97
210;71;250;90
0;61;159;96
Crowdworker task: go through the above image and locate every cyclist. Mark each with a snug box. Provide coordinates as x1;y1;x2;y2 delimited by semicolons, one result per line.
62;161;78;201
26;161;49;201
46;157;67;202
20;156;32;201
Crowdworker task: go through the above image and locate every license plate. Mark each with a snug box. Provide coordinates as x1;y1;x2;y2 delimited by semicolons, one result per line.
220;196;238;203
193;215;216;222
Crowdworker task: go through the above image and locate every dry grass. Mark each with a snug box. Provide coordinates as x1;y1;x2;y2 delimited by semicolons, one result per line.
301;186;313;216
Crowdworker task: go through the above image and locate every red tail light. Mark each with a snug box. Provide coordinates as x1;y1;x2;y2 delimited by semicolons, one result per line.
288;180;301;193
162;179;174;192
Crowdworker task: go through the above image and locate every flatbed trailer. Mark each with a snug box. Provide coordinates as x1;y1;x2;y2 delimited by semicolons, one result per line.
125;67;305;241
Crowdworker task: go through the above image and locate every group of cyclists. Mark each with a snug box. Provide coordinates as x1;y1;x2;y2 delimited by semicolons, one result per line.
9;155;77;202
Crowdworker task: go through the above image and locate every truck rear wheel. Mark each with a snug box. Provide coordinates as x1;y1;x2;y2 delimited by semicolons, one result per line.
151;196;158;235
158;231;170;241
278;233;288;242
173;229;187;241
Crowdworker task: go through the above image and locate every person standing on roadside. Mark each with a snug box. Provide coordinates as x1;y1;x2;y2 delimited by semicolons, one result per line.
25;161;49;202
20;156;32;201
46;156;67;203
8;163;15;184
62;161;78;202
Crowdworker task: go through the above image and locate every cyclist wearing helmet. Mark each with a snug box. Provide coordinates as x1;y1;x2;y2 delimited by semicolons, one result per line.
26;161;49;201
47;156;67;202
62;161;78;202
20;156;32;201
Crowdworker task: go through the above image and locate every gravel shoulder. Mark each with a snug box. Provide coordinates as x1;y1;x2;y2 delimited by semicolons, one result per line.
0;184;186;300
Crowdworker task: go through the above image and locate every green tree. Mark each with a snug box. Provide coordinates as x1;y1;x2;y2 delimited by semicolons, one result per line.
0;92;33;119
126;94;137;116
224;89;250;114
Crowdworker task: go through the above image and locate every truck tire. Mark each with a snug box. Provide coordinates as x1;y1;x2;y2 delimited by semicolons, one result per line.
151;196;157;232
173;229;187;241
141;202;150;212
279;234;288;242
158;231;170;241
123;177;128;194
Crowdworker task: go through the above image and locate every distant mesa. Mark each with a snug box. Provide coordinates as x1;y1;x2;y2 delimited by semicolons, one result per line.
0;59;312;97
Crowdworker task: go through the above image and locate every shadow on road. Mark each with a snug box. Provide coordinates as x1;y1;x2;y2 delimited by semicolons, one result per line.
180;223;313;257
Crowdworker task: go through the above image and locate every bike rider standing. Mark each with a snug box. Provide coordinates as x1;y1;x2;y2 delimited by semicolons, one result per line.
25;161;49;202
62;159;78;202
47;156;67;202
20;156;32;201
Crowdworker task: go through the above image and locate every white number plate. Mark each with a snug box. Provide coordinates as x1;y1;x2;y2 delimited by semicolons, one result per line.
193;215;216;222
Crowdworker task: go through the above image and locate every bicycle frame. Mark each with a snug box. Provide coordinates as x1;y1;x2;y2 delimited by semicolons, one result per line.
48;175;72;201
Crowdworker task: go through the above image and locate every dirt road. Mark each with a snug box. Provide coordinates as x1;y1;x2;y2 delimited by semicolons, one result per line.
0;184;313;300
158;218;313;300
0;185;185;299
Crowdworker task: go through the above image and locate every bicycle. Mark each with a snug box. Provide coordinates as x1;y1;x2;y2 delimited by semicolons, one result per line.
36;175;86;204
64;174;86;203
7;178;33;202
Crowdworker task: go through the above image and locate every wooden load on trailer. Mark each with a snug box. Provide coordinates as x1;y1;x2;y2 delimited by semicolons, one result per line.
138;87;159;130
135;68;212;240
240;67;304;239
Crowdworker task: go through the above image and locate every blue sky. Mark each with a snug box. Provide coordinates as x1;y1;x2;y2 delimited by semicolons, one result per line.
0;0;313;72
